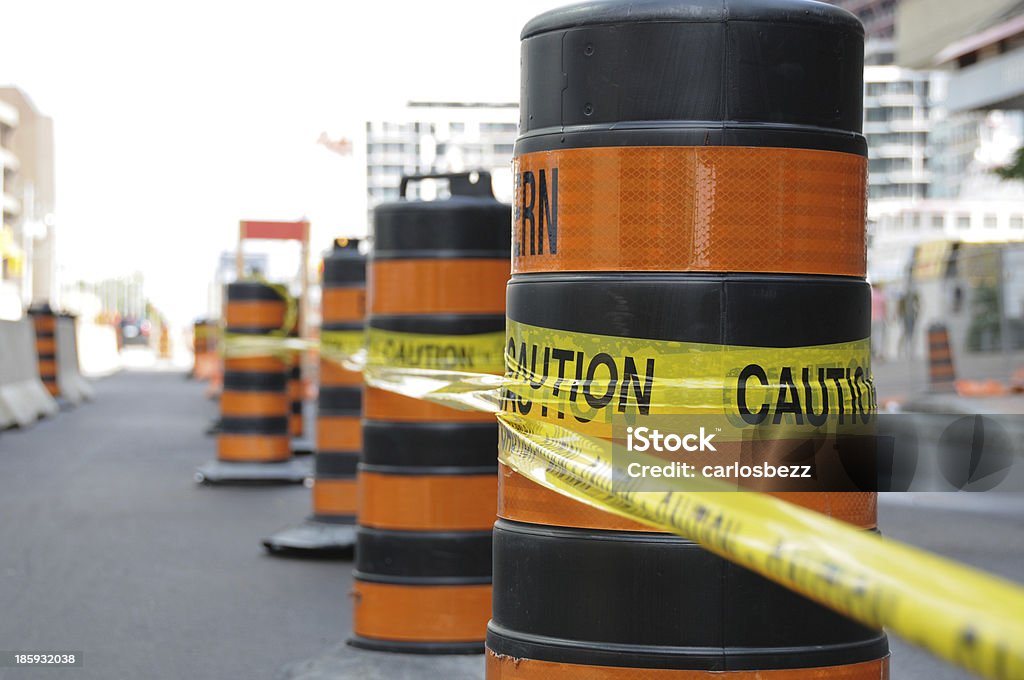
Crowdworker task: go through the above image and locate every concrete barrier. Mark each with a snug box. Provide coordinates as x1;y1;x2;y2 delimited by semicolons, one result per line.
56;315;95;405
0;317;60;426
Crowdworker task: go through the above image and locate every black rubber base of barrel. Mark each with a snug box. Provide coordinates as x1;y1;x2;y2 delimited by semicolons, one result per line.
489;519;887;671
205;418;222;436
194;458;311;485
356;528;492;580
363;421;497;469
262;519;356;558
347;636;483;656
291;435;314;455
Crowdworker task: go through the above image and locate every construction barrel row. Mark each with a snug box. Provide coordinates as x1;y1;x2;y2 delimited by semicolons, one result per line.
194;1;889;676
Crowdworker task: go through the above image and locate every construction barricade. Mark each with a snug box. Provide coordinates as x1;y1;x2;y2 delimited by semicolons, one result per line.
195;280;309;484
350;172;509;653
0;317;60;427
55;314;94;405
264;238;366;554
191;319;218;380
485;2;887;677
27;302;60;398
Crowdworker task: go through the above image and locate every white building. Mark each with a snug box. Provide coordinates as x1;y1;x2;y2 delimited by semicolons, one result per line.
361;101;518;219
868;198;1024;283
863;60;932;201
0;87;56;319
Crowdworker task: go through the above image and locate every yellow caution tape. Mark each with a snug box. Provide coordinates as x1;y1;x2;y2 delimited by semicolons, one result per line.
320;329;366;372
221;333;310;360
365;328;506;374
504;318;876;439
263;280;298;338
361;328;507;410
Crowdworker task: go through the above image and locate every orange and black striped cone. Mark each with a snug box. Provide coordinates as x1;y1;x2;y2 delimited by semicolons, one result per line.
350;174;508;654
195;281;310;484
487;2;888;677
264;238;366;555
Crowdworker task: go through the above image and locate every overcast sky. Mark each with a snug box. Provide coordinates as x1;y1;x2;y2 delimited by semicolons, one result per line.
0;0;560;323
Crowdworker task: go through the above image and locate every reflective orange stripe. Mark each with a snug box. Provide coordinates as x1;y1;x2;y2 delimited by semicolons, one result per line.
499;465;876;531
322;288;366;323
317;415;362;451
33;316;56;332
359;472;497;531
486;650;889;679
36;338;56;353
369;259;508;314
513;147;867;277
38;360;57;375
365;386;494;423
225;300;286;328
312;478;358;515
193;353;219;380
217;434;290;462
499;463;653;532
320;359;362;387
224;356;287;372
220;392;289;417
353;581;491;643
289;413;303;437
43;382;60;397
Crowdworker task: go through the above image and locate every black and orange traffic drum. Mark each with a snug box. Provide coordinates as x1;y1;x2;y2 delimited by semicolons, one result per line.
488;1;887;678
28;302;59;398
350;172;509;654
263;238;367;553
197;280;308;484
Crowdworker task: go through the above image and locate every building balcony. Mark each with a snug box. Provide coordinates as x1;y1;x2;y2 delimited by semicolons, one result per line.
0;146;18;173
888;170;931;183
868;93;924;108
888;118;931;132
2;192;21;218
863;121;893;134
0;100;17;129
870;143;919;158
366;152;410;165
945;47;1024;112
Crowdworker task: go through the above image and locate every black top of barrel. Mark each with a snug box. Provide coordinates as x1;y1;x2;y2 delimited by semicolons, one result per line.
323;237;367;284
28;302;55;315
373;172;511;260
522;0;862;37
519;0;865;139
226;281;283;302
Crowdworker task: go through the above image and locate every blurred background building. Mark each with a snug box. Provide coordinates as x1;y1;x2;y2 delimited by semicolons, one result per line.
0;86;56;320
826;0;1024;371
359;101;518;221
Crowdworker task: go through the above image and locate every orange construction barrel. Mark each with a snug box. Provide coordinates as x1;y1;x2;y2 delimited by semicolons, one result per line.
264;238;367;554
351;172;509;653
487;2;887;678
196;281;309;484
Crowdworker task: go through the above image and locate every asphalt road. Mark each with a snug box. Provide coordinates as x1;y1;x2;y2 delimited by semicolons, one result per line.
0;372;352;680
0;371;1020;679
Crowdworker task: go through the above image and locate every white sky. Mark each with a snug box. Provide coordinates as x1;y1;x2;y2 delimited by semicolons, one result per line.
0;0;560;324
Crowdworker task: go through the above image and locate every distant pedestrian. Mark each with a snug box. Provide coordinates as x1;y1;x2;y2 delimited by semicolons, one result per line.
871;284;888;360
899;291;919;359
